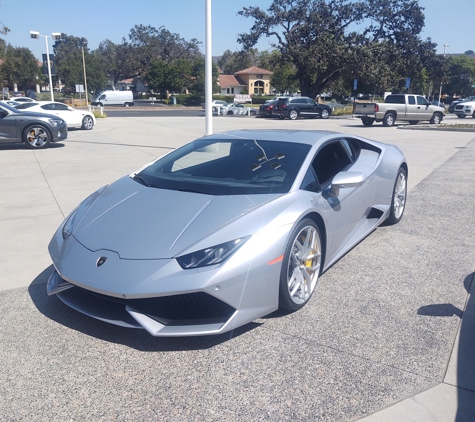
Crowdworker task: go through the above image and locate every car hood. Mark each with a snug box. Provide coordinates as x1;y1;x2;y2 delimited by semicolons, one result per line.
72;176;280;259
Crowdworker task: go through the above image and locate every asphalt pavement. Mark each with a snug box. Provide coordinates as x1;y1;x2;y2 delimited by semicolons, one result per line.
0;114;474;421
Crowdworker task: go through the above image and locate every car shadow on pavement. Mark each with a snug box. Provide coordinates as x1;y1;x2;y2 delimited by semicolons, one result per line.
417;272;475;421
28;266;262;352
0;142;65;150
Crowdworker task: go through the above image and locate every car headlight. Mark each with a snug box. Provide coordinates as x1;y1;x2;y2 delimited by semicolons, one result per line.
61;184;109;239
176;236;251;269
49;118;64;126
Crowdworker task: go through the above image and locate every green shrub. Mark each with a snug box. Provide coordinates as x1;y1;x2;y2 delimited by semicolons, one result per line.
92;110;106;118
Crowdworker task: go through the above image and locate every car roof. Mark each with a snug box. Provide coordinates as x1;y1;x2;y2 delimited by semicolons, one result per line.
203;129;342;145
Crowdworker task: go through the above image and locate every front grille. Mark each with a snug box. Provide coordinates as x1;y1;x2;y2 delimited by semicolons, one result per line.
76;287;235;326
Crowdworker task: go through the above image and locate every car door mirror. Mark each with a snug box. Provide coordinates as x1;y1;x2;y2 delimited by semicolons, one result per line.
329;171;366;197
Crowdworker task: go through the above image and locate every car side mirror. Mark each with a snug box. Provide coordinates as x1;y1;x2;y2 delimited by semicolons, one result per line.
329;171;367;197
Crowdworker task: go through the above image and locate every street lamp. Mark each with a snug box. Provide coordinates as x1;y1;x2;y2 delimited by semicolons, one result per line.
438;43;449;105
205;0;212;135
30;31;61;102
81;41;89;106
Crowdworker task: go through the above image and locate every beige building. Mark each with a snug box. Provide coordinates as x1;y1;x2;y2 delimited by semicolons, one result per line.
219;66;273;96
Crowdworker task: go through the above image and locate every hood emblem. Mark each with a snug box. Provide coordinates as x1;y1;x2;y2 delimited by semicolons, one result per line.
96;257;108;267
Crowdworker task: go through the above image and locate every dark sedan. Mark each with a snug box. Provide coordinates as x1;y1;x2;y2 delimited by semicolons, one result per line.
272;97;332;120
0;101;68;149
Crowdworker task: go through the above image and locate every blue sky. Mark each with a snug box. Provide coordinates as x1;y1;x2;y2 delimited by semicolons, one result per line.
1;0;473;61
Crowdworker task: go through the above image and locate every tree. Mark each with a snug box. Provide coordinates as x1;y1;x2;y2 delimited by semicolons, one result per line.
95;39;135;85
444;55;475;97
53;34;106;92
217;48;260;74
1;45;42;91
124;25;201;76
238;0;436;99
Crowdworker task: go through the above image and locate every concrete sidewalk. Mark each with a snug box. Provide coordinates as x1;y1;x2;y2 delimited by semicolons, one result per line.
0;115;474;421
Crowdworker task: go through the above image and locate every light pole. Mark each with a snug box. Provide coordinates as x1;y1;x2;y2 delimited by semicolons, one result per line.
30;31;61;102
438;43;449;104
205;0;212;135
81;41;89;106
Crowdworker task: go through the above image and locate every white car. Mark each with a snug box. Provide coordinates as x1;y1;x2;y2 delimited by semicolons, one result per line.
453;100;475;119
14;101;96;130
201;100;228;113
224;102;257;116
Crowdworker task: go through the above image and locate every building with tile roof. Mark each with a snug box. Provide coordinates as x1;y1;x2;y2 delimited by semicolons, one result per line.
219;66;273;96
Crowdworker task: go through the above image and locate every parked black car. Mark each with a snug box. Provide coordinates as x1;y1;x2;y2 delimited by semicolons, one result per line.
448;96;475;113
272;97;332;120
0;101;68;149
257;99;277;117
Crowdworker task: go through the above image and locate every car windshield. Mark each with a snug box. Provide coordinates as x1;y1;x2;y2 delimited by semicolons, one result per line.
135;138;311;195
0;101;22;113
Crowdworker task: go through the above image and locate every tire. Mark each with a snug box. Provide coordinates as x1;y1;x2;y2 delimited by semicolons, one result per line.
81;115;94;130
279;219;323;311
472;111;475;119
227;110;233;115
430;113;442;124
408;120;419;125
212;106;217;112
385;167;407;225
457;115;466;118
98;102;103;107
124;102;129;107
382;113;395;127
23;125;51;149
289;109;299;120
362;117;374;126
279;115;285;120
320;109;330;119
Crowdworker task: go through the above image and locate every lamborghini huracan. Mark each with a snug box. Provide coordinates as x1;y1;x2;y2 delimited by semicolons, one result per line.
48;129;407;336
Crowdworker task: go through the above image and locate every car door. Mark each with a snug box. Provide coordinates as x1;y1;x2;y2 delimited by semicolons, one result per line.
0;107;19;143
305;98;320;117
41;103;80;127
405;95;418;120
303;138;376;261
416;96;430;120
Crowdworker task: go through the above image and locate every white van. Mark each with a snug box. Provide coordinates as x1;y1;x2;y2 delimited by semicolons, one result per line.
92;90;134;107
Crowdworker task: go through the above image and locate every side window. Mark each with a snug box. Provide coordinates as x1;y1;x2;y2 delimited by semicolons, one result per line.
312;141;353;187
408;96;416;105
417;96;428;106
300;167;320;192
56;104;69;111
41;104;54;111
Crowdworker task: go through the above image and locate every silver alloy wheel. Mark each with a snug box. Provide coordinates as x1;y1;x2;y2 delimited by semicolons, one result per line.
289;109;298;120
393;170;407;220
25;126;50;148
431;113;441;124
82;116;94;130
286;225;322;305
383;113;395;127
320;109;329;119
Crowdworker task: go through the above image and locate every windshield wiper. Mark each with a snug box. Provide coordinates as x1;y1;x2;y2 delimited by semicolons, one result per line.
132;174;152;187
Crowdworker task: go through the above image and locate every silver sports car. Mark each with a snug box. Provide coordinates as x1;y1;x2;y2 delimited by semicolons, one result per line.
48;130;407;337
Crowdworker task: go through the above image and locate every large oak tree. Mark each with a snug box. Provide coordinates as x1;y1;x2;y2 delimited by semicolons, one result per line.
238;0;438;98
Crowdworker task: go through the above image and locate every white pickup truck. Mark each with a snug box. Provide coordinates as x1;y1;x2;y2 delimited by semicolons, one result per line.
354;94;445;127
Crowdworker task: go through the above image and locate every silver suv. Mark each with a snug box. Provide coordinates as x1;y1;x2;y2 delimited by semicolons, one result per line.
0;101;68;149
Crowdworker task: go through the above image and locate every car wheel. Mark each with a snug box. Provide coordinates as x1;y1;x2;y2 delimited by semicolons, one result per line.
81;115;94;130
408;120;419;125
472;111;475;119
98;102;104;107
362;118;374;126
279;219;322;311
227;110;233;115
279;115;285;120
382;113;395;127
430;113;442;124
289;109;299;120
124;102;129;107
23;125;51;149
385;167;407;225
457;115;466;118
320;109;329;119
212;106;217;112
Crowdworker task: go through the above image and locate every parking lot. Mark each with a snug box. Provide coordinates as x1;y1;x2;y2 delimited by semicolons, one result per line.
1;114;474;421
